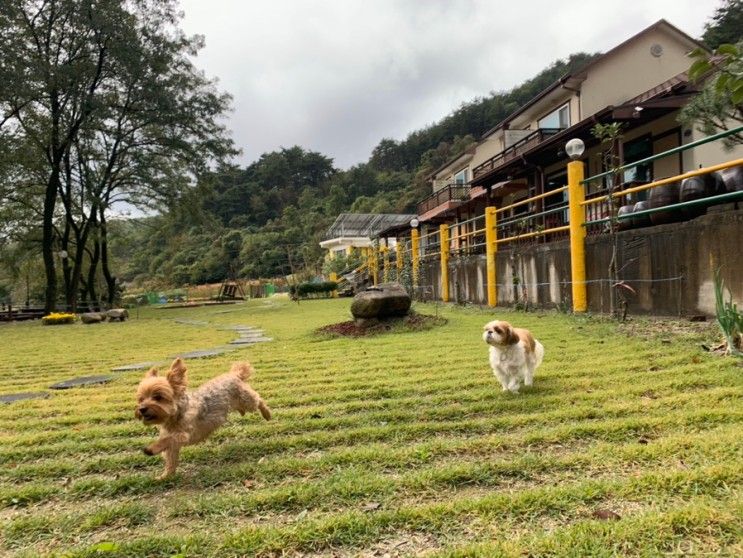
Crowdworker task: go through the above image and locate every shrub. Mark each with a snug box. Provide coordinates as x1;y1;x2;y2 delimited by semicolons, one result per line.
289;281;338;299
41;312;77;325
714;269;743;356
322;252;364;275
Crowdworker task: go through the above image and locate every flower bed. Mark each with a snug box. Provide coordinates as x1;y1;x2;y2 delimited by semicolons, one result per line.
41;312;77;325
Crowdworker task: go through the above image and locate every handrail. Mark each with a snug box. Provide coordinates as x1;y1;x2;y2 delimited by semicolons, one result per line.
581;158;743;207
582;125;743;185
449;227;486;242
496;186;568;214
497;225;570;244
497;204;569;228
419;229;440;241
451;213;485;228
473;128;562;178
416;182;471;214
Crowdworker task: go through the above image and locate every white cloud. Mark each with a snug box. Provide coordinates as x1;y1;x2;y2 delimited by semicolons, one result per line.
178;0;718;168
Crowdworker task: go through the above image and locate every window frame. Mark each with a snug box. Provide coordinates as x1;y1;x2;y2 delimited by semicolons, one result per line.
538;102;571;130
453;167;469;185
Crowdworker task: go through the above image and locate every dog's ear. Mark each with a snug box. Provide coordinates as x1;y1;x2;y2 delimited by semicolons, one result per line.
505;325;519;345
145;367;158;378
166;358;188;394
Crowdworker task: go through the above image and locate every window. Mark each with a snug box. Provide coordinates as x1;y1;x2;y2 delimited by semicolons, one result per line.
538;103;570;130
544;171;568;225
453;168;468;184
623;136;652;185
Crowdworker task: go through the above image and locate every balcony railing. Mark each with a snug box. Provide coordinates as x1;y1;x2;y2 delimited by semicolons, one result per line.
417;183;470;215
472;128;562;179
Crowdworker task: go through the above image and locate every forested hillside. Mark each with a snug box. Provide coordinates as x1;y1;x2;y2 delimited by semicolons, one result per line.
111;52;599;286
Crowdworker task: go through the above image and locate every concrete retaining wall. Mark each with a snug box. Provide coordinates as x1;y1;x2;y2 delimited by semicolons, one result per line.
419;208;743;316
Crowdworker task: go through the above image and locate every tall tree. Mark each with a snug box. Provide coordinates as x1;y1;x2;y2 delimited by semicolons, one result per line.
0;0;122;311
0;0;233;311
702;0;743;49
681;42;743;146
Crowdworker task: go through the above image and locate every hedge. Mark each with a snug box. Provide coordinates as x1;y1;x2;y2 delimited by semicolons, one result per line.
289;281;338;298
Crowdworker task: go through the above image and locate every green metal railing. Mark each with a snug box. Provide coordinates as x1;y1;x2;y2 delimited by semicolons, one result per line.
582;125;743;185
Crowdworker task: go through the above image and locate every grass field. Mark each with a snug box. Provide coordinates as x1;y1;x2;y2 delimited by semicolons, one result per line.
1;298;741;557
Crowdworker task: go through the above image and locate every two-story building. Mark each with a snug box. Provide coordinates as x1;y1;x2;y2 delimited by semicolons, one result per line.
415;19;743;242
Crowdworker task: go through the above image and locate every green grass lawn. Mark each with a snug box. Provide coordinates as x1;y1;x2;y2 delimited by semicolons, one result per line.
0;298;741;557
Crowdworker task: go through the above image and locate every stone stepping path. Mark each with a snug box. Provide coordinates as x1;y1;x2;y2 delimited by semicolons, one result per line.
111;362;162;372
236;330;266;337
229;336;273;345
170;348;232;360
50;375;113;390
106;324;275;367
220;324;273;346
0;392;50;404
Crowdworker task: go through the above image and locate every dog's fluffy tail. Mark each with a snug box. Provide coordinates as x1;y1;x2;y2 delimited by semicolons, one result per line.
534;341;545;368
258;400;272;421
230;361;254;380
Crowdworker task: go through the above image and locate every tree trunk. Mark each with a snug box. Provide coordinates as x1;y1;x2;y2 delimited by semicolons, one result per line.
42;168;59;314
100;207;117;305
87;235;101;311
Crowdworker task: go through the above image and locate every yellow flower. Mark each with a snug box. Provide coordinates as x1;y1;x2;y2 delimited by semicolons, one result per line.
41;312;77;325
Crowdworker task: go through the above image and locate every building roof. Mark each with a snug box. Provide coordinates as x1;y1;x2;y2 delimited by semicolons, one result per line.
425;147;476;181
323;213;417;241
470;71;695;187
480;19;707;140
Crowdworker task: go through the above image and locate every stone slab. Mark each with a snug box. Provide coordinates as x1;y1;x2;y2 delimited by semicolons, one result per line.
0;392;50;404
170;348;230;359
229;337;273;345
50;375;114;390
238;331;265;337
111;362;162;372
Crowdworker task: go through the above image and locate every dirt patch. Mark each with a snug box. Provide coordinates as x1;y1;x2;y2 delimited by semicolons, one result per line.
615;316;743;357
617;316;718;340
316;313;447;338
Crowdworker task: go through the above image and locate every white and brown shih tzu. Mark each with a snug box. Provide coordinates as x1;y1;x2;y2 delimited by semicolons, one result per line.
483;320;544;394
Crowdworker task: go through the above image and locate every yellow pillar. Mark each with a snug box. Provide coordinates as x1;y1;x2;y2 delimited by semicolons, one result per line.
371;244;379;286
366;247;374;284
329;271;338;298
485;206;498;307
396;241;403;280
411;228;420;289
439;224;450;302
382;244;390;283
568;159;587;312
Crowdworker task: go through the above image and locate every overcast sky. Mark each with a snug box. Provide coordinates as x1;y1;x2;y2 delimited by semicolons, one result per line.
178;0;719;169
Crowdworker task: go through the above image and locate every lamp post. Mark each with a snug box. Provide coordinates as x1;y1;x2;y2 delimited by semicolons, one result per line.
565;138;585;161
566;139;587;312
409;218;420;290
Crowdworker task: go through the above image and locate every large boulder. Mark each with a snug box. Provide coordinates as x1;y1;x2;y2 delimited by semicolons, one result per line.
351;282;411;326
106;308;129;322
80;312;106;324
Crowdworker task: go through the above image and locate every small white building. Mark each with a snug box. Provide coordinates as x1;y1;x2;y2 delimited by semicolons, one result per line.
320;213;416;260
